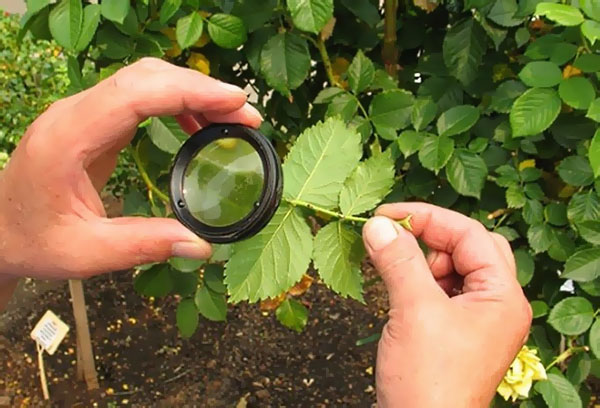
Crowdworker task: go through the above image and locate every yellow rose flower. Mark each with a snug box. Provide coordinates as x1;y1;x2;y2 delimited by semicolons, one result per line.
161;27;182;58
497;345;547;402
186;52;210;75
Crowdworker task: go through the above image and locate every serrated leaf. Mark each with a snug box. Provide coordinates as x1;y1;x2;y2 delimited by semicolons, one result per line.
534;373;583;408
225;205;313;302
590;319;600;359
527;223;553;253
547;296;594;335
348;50;375;94
510;88;561;137
545;202;568;226
436;105;480;137
325;93;358;121
283;118;362;208
134;265;173;297
411;98;437;131
557;156;594;187
568;191;600;224
369;89;415;140
418;135;455;174
313;222;365;301
442;19;487;86
495;226;520;241
397;130;427;157
275;298;308;332
286;0;333;34
339;150;394;216
314;87;345;104
562;248;600;282
506;185;526;208
559;77;596;110
577;220;600;245
490;80;527;114
101;0;130;24
536;2;584;26
195;285;227;321
518;61;562;88
204;264;227;294
169;257;204;272
159;0;182;24
340;0;380;27
208;14;247;48
446;149;488;198
147;116;187;154
176;12;204;49
515;249;535;286
523;199;544;224
488;0;524;27
176;298;199;338
49;0;82;51
260;32;310;97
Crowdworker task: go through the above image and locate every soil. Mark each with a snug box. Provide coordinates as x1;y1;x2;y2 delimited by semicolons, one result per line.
0;263;389;407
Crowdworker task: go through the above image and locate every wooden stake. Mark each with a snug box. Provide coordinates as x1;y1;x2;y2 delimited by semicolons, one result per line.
68;280;99;390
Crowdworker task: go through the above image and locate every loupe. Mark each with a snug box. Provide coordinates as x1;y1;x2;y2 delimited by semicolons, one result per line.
169;124;282;243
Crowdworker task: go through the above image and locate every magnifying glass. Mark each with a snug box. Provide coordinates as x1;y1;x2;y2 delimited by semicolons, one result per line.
169;124;282;243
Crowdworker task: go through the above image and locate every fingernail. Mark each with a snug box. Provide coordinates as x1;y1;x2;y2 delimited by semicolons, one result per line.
218;81;245;95
364;216;399;252
244;102;263;120
172;241;210;260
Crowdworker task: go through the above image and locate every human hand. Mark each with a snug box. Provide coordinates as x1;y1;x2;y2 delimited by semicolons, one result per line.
0;58;261;281
363;203;532;407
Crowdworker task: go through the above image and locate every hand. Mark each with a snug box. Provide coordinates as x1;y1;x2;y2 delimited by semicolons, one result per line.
0;58;262;282
362;203;532;407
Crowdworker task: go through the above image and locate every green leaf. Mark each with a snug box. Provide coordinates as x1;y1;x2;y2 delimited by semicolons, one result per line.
548;229;575;262
547;296;594;335
348;50;375;94
506;184;527;208
159;0;182;24
314;87;345;104
534;373;583;408
97;24;133;59
260;32;310;97
535;3;584;26
208;14;247;48
580;0;600;20
283;118;362;208
313;222;365;301
488;0;524;27
286;0;333;34
171;270;198;296
490;80;527;114
510;88;562;137
562;248;600;282
195;285;227;321
515;249;535;286
586;99;600;122
574;54;600;73
495;226;520;241
518;61;562;88
134;265;173;297
225;205;313;302
582;20;600;45
123;190;151;216
531;300;549;318
577;220;600;245
566;352;591;385
557;156;594;187
568;191;600;224
147;116;187;154
397;130;427;157
590;319;600;359
411;98;438;131
275;298;308;332
340;0;380;27
446;149;488;198
49;0;82;51
339;150;395;216
369;89;415;140
176;12;204;49
74;4;100;52
325;93;358;121
27;0;50;15
545;202;568;226
436;105;480;137
176;298;199;338
515;27;530;47
66;55;83;91
231;0;277;32
418;135;455;174
559;77;596;110
527;223;553;253
169;257;204;272
523;199;544;224
442;19;487;86
101;0;130;24
203;264;227;294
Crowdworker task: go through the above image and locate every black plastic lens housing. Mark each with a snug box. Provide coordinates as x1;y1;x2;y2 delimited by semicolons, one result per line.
169;124;282;243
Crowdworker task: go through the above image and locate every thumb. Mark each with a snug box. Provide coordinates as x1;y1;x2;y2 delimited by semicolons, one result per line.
363;216;445;308
84;217;211;274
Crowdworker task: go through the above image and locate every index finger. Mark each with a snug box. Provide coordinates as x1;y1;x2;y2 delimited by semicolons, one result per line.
376;202;510;278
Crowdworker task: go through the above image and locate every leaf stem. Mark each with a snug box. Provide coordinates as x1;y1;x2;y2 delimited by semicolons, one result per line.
286;198;413;230
129;145;170;204
545;345;589;371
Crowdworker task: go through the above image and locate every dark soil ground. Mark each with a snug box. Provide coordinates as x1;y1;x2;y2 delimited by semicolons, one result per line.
0;263;388;407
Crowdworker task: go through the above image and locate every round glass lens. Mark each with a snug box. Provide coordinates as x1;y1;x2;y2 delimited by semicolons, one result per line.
182;138;265;227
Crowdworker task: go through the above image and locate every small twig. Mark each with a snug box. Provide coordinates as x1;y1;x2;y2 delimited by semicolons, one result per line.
129;145;170;204
545;345;589;371
164;368;192;384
